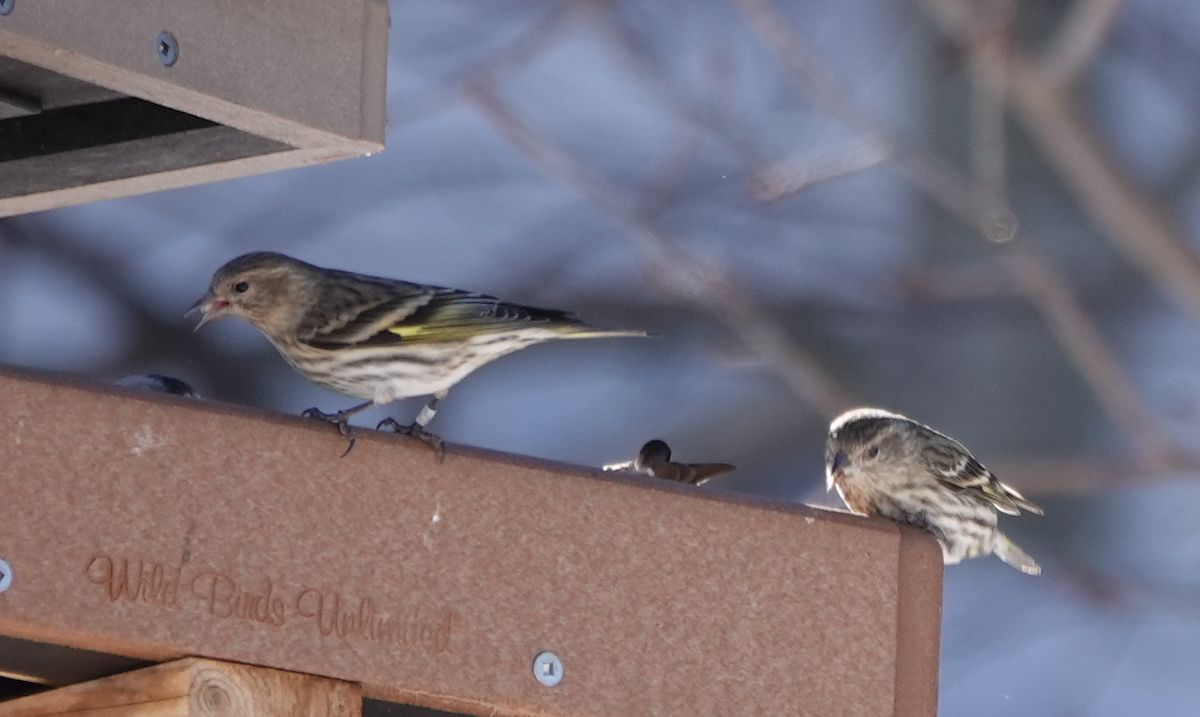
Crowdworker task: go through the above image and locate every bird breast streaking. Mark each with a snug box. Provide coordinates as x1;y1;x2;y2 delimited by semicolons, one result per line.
825;407;1044;575
190;251;645;454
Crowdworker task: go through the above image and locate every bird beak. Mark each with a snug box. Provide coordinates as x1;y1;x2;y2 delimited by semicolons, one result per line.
186;291;228;331
827;450;850;490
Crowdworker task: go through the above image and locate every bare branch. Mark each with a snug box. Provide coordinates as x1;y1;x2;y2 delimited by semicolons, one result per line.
964;8;1176;468
389;3;573;127
1001;242;1180;468
967;6;1012;214
596;8;764;162
1042;0;1126;84
899;263;1019;301
989;454;1199;496
732;0;1180;467
463;80;857;418
920;0;1200;330
749;138;893;203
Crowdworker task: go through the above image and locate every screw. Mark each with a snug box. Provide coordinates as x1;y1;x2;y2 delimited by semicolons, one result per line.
532;651;563;687
0;558;11;593
0;0;13;17
156;31;178;66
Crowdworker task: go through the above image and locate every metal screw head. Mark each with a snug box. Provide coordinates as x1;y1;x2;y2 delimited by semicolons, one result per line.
156;31;178;66
532;651;563;687
0;558;11;593
0;0;14;17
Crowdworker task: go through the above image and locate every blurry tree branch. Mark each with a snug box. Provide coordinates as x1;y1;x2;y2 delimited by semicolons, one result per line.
1041;0;1126;84
749;138;893;203
463;79;857;418
730;0;1181;469
920;0;1200;330
390;2;572;127
899;263;1019;300
989;455;1191;495
597;9;764;163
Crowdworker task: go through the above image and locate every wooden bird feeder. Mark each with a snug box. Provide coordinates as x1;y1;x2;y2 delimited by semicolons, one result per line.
0;367;942;716
0;0;387;217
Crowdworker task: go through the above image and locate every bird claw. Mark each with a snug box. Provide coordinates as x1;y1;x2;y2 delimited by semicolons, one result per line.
301;407;357;457
376;418;446;462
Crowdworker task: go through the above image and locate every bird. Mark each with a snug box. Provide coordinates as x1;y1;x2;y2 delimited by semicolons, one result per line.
604;439;735;485
189;251;645;455
116;373;200;398
825;407;1043;575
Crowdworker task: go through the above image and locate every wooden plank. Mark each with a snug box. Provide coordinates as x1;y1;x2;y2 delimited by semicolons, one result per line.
0;657;360;717
0;0;387;216
0;0;388;147
0;367;942;717
0;98;216;163
0;125;289;199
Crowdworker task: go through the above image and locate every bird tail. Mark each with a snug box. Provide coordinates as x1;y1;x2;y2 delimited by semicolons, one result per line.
994;533;1041;575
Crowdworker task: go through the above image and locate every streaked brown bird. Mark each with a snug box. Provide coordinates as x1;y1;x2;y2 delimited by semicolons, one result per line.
825;407;1044;575
604;439;735;485
190;251;645;454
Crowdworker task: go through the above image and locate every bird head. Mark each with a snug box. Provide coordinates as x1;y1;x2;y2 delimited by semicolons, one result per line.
825;407;909;490
636;439;672;470
188;252;311;337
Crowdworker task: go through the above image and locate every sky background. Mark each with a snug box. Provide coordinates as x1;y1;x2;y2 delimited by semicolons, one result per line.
4;0;1200;714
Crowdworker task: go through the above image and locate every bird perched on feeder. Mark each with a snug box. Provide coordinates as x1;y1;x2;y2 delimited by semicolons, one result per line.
190;251;644;455
825;407;1043;574
605;439;735;485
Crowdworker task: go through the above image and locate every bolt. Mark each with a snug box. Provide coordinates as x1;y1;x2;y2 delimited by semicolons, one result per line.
0;0;13;17
0;558;11;593
156;31;178;66
532;651;563;687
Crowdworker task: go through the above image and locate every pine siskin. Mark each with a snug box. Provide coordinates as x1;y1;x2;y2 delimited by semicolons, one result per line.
189;251;644;454
604;439;735;485
826;407;1044;575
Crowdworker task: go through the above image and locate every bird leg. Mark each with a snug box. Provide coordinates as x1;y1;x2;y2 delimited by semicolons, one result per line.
376;394;445;460
301;400;374;457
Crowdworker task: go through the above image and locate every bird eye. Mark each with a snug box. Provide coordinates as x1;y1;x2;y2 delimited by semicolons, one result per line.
866;445;880;459
233;281;249;293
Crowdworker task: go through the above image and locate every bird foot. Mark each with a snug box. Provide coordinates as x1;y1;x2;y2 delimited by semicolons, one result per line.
376;418;445;461
301;407;358;457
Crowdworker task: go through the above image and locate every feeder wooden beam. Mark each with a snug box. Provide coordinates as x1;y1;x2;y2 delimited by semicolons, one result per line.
0;367;942;716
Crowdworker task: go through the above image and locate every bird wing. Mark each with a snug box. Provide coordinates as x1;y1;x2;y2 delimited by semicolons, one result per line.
646;461;735;486
296;274;434;347
298;272;590;348
682;462;736;485
380;291;588;343
922;437;1042;516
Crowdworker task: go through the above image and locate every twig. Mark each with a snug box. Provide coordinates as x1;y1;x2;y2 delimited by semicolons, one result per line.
463;80;857;418
749;138;893;203
899;263;1019;301
988;454;1200;495
595;6;764;162
921;0;1200;330
1042;0;1126;84
389;3;573;128
731;0;1180;468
